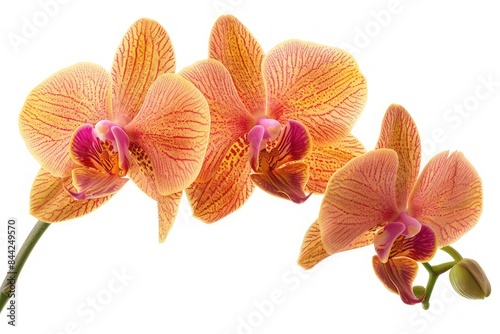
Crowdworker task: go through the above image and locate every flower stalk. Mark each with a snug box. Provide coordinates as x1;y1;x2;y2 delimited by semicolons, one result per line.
0;221;50;313
421;246;463;310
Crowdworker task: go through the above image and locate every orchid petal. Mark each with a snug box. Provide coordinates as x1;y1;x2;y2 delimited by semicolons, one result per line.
374;222;405;263
319;149;399;255
251;162;311;203
209;15;265;116
125;73;210;196
297;220;330;269
180;59;254;182
128;142;159;199
389;224;437;262
264;40;367;143
341;229;380;252
158;192;182;243
19;63;111;177
127;155;182;243
376;104;421;211
247;125;265;171
304;134;365;193
256;120;311;173
111;18;175;124
30;168;111;222
372;256;423;305
67;168;128;200
186;136;254;223
408;151;482;246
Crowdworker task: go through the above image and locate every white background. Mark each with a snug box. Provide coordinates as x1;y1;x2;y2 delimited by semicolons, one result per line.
1;0;499;333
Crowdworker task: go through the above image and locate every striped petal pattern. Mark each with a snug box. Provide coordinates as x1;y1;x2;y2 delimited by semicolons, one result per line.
376;104;421;211
320;149;399;254
125;73;210;196
112;18;175;124
264;40;367;144
209;15;266;116
409;151;483;246
19;63;112;177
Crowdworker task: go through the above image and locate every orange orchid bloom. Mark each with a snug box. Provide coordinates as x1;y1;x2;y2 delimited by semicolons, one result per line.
18;18;210;242
298;104;482;304
180;15;367;223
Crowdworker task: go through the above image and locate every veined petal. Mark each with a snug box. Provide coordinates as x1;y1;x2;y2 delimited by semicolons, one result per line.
187;136;254;223
408;151;482;246
305;134;365;193
112;18;175;124
298;220;330;269
264;40;367;143
376;104;421;211
158;192;182;243
30;168;111;222
389;224;437;262
372;256;423;305
251;162;311;203
128;142;159;199
19;63;112;177
374;222;405;263
180;59;254;182
127;154;183;243
67;168;128;200
319;149;399;255
341;228;381;252
125;73;210;196
256;120;311;173
209;15;265;116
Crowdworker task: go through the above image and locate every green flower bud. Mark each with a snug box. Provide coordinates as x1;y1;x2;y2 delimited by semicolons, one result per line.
412;285;426;298
449;258;491;299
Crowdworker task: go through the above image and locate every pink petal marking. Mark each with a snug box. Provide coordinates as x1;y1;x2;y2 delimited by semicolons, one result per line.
389;224;437;262
374;222;405;263
395;211;421;238
257;117;281;140
70;121;130;176
67;120;131;200
69;124;105;171
248;117;282;171
66;168;128;200
110;126;131;172
96;120;131;171
248;125;265;171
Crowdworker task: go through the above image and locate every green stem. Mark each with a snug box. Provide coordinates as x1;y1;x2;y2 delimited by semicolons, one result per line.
441;246;463;263
432;261;457;275
0;221;50;313
421;259;459;310
422;262;437;310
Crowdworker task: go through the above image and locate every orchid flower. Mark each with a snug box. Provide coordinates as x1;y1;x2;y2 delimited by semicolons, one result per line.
298;104;482;304
18;18;210;242
180;15;367;223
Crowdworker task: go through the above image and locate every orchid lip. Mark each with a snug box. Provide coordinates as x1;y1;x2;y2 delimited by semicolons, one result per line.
374;212;422;263
65;120;131;200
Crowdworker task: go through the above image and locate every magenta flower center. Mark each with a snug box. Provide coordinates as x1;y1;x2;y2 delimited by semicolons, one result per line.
65;120;131;200
374;212;422;263
247;117;281;171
